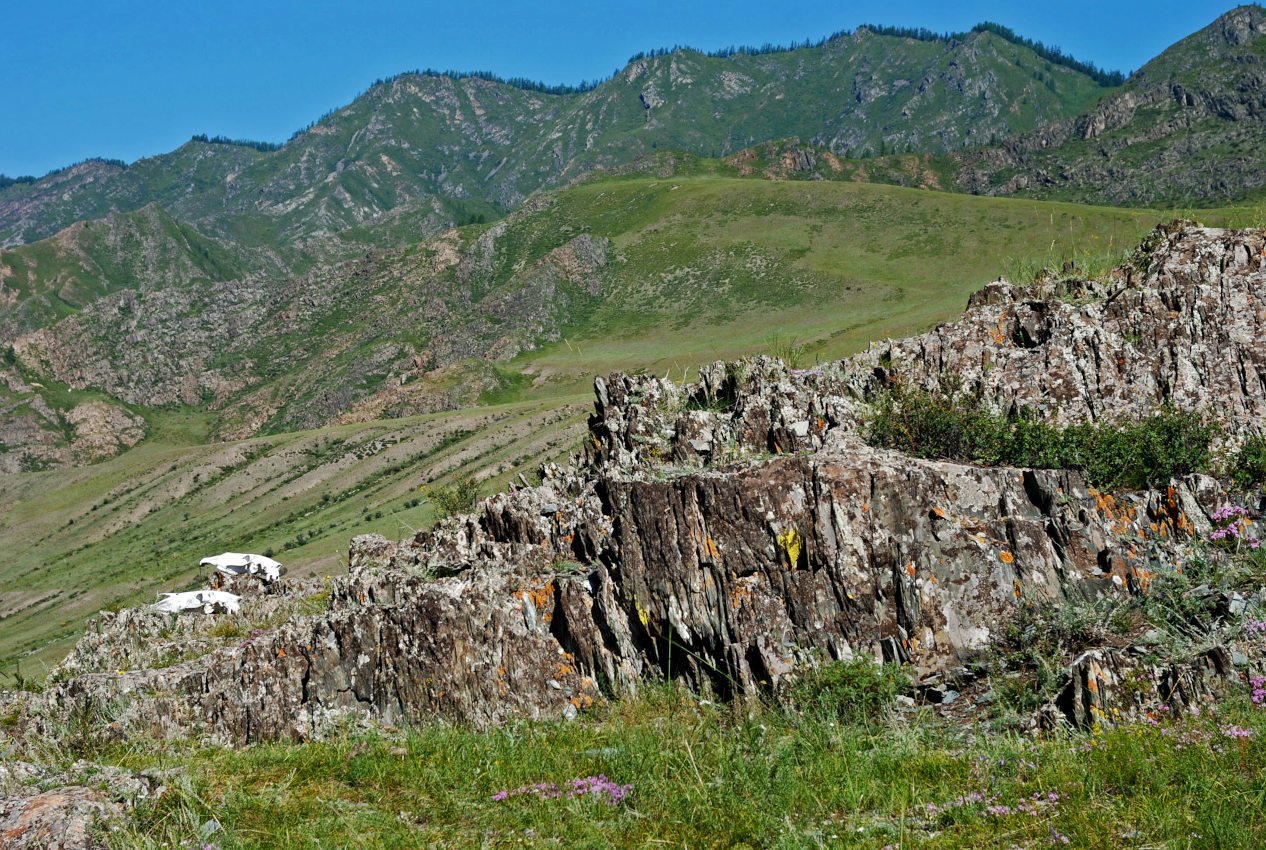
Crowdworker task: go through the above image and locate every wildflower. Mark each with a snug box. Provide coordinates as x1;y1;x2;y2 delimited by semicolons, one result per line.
1250;674;1266;707
491;775;632;806
1221;724;1255;739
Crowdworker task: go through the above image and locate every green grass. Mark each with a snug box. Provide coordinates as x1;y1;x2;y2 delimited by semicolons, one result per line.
488;176;1253;401
98;683;1266;848
0;396;589;670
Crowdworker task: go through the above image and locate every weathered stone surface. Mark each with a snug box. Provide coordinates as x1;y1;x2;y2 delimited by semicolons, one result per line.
0;375;147;472
847;225;1266;440
0;758;167;850
64;401;147;464
0;786;121;850
1041;645;1240;731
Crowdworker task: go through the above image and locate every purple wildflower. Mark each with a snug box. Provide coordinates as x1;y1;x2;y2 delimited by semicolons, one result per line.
491;775;632;806
1250;674;1266;707
1208;503;1261;548
1221;724;1256;739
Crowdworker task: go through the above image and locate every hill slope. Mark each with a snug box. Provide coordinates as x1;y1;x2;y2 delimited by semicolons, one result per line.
955;5;1266;205
0;175;1201;470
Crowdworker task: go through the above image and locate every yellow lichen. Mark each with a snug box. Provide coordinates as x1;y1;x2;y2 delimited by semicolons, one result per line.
777;528;803;566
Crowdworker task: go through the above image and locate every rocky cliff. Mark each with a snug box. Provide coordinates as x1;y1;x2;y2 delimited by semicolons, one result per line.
1;224;1259;754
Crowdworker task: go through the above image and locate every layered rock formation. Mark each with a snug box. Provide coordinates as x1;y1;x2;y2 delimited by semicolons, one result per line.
851;221;1266;437
6;225;1264;754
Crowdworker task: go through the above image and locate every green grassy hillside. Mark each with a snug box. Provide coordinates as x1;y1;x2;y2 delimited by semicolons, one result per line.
457;175;1249;398
0;396;589;671
7;174;1205;442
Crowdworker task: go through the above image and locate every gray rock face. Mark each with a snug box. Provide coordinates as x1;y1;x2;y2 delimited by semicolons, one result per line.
0;372;146;473
0;759;162;850
846;224;1266;439
0;786;121;850
12;225;1263;748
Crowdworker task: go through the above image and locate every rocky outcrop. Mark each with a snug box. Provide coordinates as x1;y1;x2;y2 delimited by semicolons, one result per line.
847;224;1266;439
0;786;122;850
64;401;147;464
0;370;147;473
0;756;170;850
8;224;1264;747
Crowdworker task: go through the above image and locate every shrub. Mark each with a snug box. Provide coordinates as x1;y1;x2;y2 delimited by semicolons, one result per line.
865;381;1220;489
431;473;481;519
1229;436;1266;491
783;657;908;725
1060;407;1217;489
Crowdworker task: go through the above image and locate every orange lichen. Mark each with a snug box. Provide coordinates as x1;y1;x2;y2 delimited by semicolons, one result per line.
992;316;1007;345
730;580;756;611
703;534;721;560
999;551;1014;564
518;577;556;623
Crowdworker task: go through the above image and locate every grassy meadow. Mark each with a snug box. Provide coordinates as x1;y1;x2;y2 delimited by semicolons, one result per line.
496;176;1260;397
101;679;1266;848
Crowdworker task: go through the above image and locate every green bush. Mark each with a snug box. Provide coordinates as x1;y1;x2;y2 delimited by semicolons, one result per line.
784;657;908;725
992;597;1113;712
431;474;482;519
865;381;1220;489
1059;407;1217;489
1229;435;1266;490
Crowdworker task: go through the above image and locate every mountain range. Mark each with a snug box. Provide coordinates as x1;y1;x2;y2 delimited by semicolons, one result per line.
0;5;1263;475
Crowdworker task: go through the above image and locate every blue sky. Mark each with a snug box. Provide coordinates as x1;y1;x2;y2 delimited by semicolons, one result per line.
1;0;1244;176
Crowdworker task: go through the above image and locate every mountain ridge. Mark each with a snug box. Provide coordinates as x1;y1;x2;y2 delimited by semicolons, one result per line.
954;4;1266;204
0;23;1112;249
